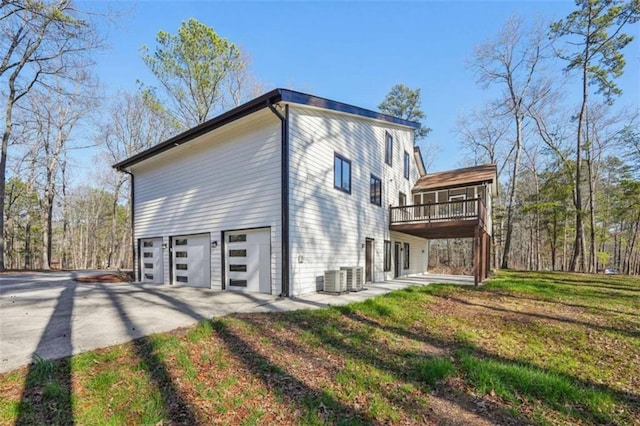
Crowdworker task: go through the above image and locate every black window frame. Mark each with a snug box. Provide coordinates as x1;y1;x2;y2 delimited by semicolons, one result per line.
384;240;391;272
404;243;410;269
399;191;407;206
370;174;382;206
385;132;393;166
333;152;352;194
404;151;410;179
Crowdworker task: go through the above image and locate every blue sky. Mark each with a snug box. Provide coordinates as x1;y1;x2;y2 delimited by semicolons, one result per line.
82;0;639;175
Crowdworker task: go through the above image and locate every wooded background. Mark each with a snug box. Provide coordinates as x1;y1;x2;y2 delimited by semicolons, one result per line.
1;1;639;275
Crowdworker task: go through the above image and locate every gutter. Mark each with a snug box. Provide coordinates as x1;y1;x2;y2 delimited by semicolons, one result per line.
267;101;290;298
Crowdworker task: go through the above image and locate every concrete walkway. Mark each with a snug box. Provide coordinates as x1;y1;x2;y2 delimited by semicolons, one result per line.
0;271;472;374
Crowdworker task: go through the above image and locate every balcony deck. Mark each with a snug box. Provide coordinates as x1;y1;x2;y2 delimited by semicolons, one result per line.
389;198;488;239
390;198;490;286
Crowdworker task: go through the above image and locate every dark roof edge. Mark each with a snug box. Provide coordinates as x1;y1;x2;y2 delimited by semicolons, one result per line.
113;88;421;171
279;89;421;129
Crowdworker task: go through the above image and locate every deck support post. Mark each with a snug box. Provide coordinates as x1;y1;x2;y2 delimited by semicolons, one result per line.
473;226;480;286
485;232;490;278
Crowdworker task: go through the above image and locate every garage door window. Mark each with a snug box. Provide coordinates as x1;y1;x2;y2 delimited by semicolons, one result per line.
229;249;246;257
176;276;188;283
175;239;188;245
143;241;153;247
175;251;187;258
229;234;246;243
230;279;247;287
176;264;187;270
229;264;247;272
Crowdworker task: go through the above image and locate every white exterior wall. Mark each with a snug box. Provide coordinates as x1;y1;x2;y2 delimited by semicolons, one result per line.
130;109;282;293
288;105;429;295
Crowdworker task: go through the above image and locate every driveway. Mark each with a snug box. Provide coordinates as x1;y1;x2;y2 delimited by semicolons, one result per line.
0;271;473;374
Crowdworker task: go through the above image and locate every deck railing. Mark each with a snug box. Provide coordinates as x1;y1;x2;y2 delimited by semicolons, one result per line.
389;198;487;228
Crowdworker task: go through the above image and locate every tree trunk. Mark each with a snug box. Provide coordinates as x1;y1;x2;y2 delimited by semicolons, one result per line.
586;155;597;273
501;114;522;269
0;87;16;271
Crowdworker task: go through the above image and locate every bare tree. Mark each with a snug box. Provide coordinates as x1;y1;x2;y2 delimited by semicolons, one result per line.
469;15;551;269
21;76;97;268
0;0;101;270
98;90;179;268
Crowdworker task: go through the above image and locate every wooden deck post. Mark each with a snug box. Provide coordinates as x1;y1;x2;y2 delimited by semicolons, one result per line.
473;227;480;286
485;232;491;278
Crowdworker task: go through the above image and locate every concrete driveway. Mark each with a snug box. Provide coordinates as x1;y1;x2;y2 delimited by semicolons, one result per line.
0;271;472;374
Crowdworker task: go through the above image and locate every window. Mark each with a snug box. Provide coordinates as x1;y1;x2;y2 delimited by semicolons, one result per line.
404;243;410;269
229;249;246;257
334;153;351;193
384;240;391;272
143;241;153;247
175;251;187;258
370;175;382;206
385;132;393;165
176;276;188;283
404;151;410;179
399;192;407;206
144;263;153;269
229;264;247;272
143;252;153;258
175;239;188;246
176;264;188;270
449;194;466;216
230;279;247;287
229;234;247;243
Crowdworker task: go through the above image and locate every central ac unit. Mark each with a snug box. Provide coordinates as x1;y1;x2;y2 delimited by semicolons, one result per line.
340;266;364;291
323;270;347;293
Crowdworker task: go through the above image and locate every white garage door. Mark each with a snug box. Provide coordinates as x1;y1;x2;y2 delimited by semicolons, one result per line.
140;237;163;284
172;233;211;287
225;228;271;293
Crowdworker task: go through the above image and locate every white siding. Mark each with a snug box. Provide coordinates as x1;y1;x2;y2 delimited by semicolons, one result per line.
131;109;282;293
288;105;428;295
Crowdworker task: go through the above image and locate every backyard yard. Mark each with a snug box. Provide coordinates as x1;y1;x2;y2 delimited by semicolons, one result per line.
1;270;638;425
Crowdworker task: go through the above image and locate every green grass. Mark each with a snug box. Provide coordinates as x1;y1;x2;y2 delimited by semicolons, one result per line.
1;270;639;425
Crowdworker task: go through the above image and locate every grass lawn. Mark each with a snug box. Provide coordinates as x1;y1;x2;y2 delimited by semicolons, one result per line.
1;271;639;425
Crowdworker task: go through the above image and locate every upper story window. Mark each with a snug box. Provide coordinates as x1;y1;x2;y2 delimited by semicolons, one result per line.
399;192;407;206
370;175;382;206
385;132;393;166
404;151;410;179
334;153;351;194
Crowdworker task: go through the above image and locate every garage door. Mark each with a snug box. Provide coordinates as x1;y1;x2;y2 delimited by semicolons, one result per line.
140;237;163;284
171;233;211;287
225;228;271;293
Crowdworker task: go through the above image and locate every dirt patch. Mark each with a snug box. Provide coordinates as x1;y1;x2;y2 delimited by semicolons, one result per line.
73;272;134;283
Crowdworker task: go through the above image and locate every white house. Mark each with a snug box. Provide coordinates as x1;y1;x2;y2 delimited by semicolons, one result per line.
114;89;495;295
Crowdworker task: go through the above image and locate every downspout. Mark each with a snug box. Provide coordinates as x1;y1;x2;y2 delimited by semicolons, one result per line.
268;101;290;297
120;169;137;281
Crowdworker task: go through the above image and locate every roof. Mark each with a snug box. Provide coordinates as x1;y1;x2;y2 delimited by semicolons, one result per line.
113;88;421;171
412;164;497;193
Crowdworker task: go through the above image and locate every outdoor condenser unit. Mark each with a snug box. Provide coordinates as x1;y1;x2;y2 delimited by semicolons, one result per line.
323;270;347;293
340;266;364;291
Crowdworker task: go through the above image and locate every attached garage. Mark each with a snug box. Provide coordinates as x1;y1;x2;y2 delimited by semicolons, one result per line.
171;233;211;287
225;228;271;293
140;237;163;284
